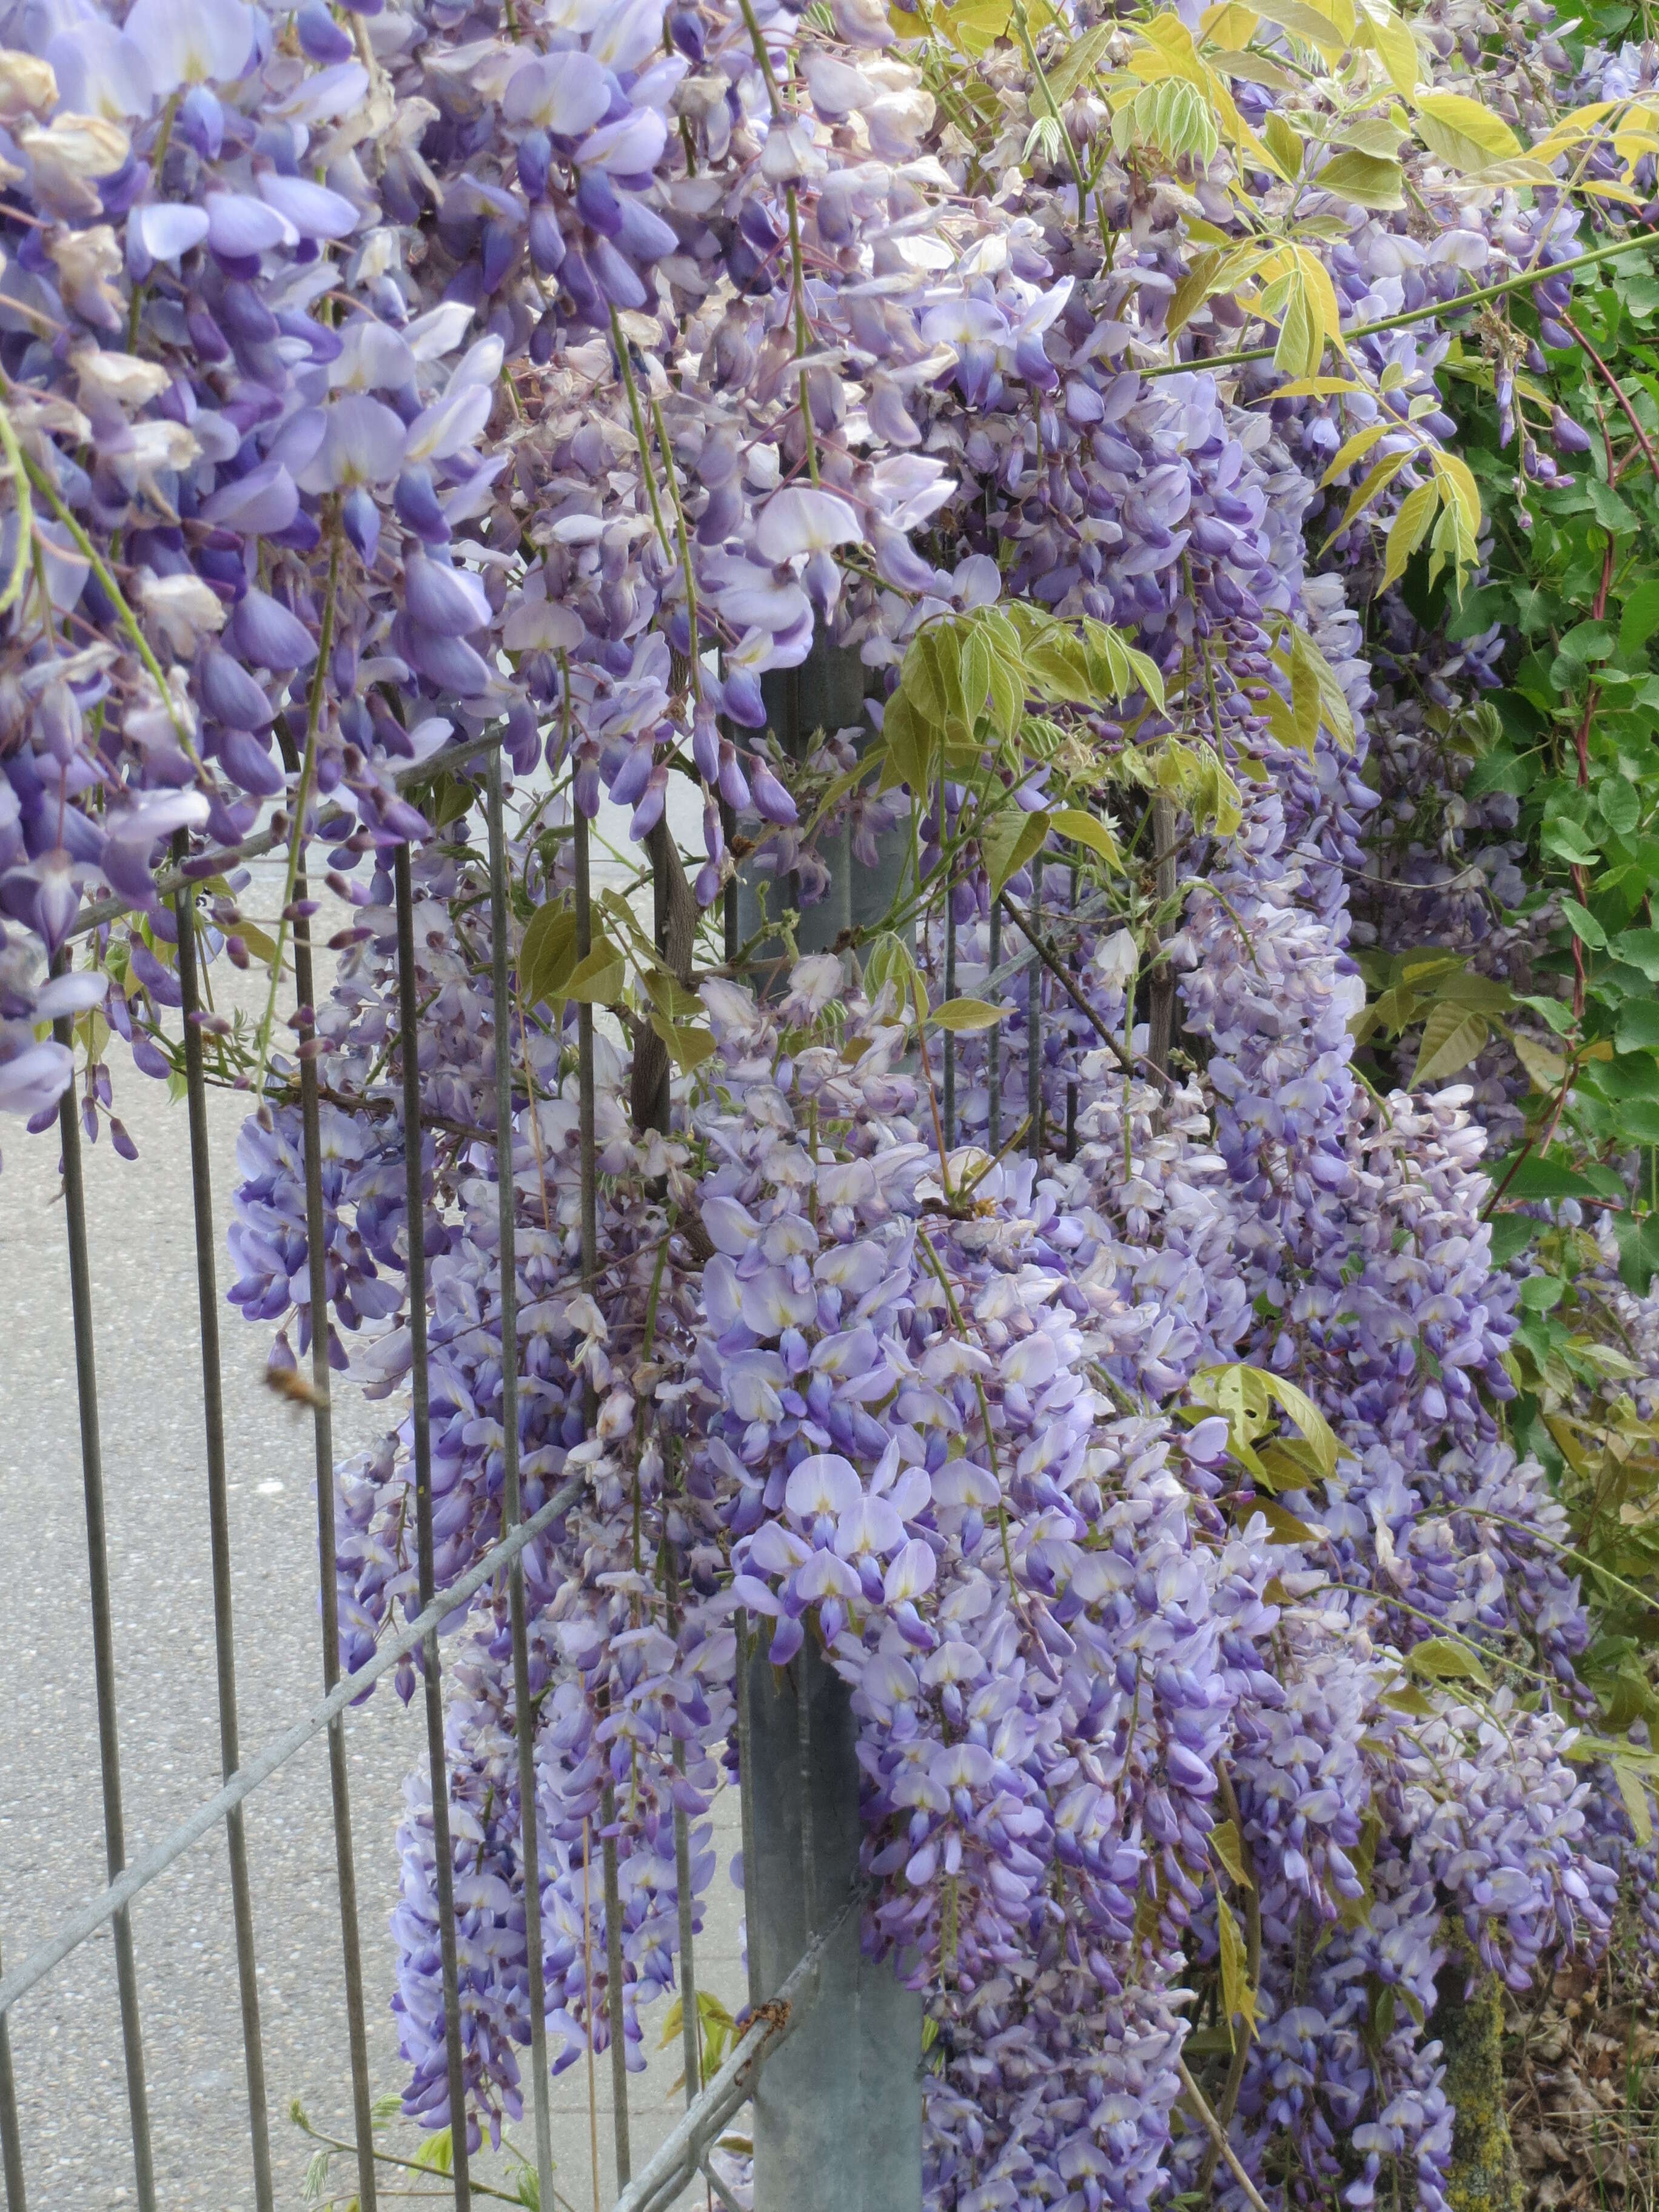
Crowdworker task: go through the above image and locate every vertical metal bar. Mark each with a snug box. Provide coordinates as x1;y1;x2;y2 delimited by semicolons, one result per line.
0;1934;27;2212
732;1609;763;2023
672;1759;700;2110
720;797;738;970
987;903;1001;1156
573;808;598;1288
601;1780;631;2187
1027;857;1044;1159
571;734;622;2191
942;885;956;1151
394;844;472;2211
173;868;276;2212
1065;862;1079;1162
796;1663;816;1937
52;979;157;2212
485;754;557;2212
290;848;380;2212
664;1533;700;2114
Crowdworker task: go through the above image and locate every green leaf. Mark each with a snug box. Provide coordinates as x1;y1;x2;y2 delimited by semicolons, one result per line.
1614;928;1659;980
1556;618;1616;668
1589;478;1639;535
928;997;1007;1031
1614;1210;1659;1296
1501;1154;1603;1201
1597;777;1641;837
1410;1002;1488;1088
1618;579;1659;659
518;900;578;1011
1406;1635;1492;1689
1486;1215;1535;1267
1560;896;1609;951
983;805;1050;899
1617;997;1659;1053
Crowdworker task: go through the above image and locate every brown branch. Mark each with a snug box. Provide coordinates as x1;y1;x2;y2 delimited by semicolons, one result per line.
1561;313;1659;489
996;888;1175;1091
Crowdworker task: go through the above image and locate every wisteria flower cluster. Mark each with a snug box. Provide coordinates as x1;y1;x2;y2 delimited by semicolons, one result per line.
7;0;1659;2203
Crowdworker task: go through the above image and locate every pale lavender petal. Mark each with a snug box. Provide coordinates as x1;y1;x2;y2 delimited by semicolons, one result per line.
230;588;317;670
205;190;295;258
130;201;210;260
404;380;492;465
0;1039;73;1118
257;170;360;240
756;485;862;561
502;50;611;134
201;458;300;535
124;0;253;93
403;554;491;636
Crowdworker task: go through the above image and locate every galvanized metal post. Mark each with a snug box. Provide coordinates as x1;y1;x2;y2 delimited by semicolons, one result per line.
739;648;909;968
745;1639;920;2212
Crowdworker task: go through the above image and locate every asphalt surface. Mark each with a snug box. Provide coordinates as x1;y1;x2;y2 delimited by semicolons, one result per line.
0;799;740;2211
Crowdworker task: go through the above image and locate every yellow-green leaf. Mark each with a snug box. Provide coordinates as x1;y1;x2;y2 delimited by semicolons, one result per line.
563;936;625;1004
1381;480;1438;589
1314;149;1405;207
1254;1496;1319;1547
1355;0;1418;94
1406;1635;1491;1689
1382;1681;1438;1716
1210;1818;1253;1890
929;997;1007;1031
1217;1892;1258;2030
1049;807;1121;868
1410;1000;1488;1088
984;805;1051;897
1413;90;1521;172
1044;20;1113;100
1252;0;1347;62
1264;110;1303;178
1617;1756;1655;1847
1511;1032;1567;1095
412;2130;454;2176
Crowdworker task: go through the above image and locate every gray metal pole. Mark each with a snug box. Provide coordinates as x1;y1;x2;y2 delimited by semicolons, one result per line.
53;985;157;2212
174;865;276;2212
745;1640;920;2212
739;648;909;968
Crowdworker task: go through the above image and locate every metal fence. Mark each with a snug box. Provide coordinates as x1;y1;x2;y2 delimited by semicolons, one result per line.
0;727;862;2212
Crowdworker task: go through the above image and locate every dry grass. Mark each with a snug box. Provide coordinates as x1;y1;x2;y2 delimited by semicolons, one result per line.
1506;1928;1659;2211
